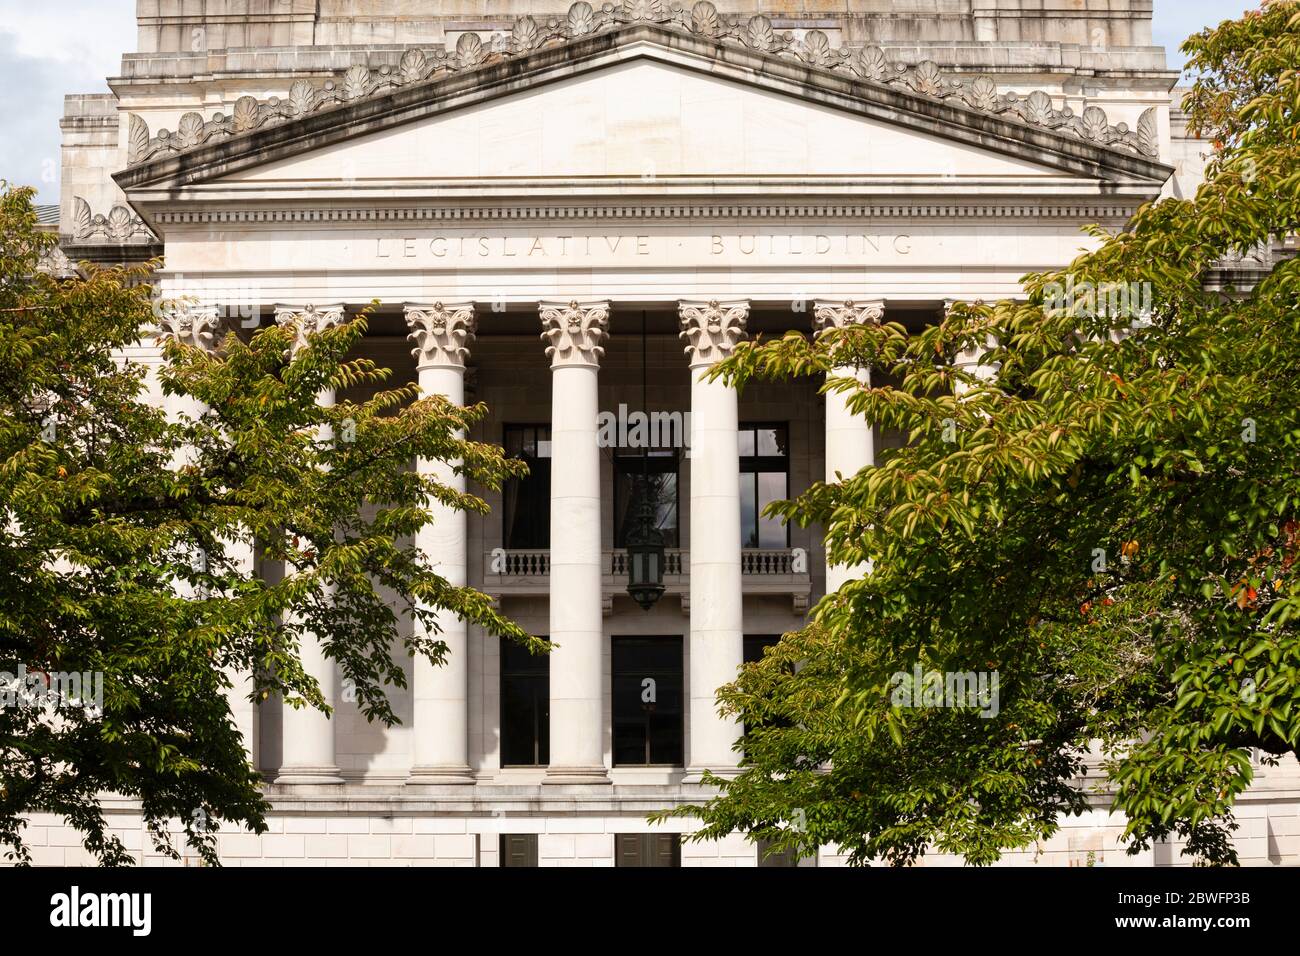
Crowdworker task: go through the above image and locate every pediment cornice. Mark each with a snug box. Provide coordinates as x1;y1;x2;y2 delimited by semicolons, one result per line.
114;14;1173;196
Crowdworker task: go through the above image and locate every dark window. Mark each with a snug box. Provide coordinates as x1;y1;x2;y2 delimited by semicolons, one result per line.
499;834;538;867
613;450;680;548
500;640;549;766
744;635;779;666
615;833;681;867
739;423;789;548
612;637;683;766
502;424;551;549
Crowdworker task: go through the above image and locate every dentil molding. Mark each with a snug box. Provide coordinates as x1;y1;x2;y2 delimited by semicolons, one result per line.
148;201;1145;227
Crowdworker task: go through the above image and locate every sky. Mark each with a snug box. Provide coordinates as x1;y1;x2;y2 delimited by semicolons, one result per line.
0;0;1259;205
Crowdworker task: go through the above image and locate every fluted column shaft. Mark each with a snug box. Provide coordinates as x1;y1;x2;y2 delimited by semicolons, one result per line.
540;300;611;785
273;304;345;785
815;299;883;593
405;303;476;785
679;299;748;782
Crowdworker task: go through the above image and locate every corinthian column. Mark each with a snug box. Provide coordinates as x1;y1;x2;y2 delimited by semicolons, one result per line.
272;304;346;785
814;299;883;593
540;300;611;785
679;299;748;782
404;302;476;785
156;304;258;767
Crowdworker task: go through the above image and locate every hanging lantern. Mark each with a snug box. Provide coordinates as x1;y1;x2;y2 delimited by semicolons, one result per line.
625;473;665;611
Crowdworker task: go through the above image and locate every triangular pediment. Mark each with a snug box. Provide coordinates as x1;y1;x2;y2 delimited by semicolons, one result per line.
216;59;1076;189
116;22;1172;202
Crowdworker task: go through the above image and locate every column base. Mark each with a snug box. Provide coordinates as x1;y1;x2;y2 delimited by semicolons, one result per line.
542;766;612;785
273;766;344;785
406;766;476;786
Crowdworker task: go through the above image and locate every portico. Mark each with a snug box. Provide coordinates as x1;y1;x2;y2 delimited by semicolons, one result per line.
117;29;1166;775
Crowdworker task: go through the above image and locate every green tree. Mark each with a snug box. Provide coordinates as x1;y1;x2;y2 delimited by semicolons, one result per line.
0;184;538;865
665;1;1300;866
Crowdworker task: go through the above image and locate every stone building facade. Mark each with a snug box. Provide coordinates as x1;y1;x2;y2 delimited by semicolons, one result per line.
27;0;1300;866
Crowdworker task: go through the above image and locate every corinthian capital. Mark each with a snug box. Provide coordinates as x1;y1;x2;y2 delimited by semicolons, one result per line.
155;303;224;352
812;299;885;334
274;304;345;355
540;300;610;369
405;302;476;370
678;299;748;368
